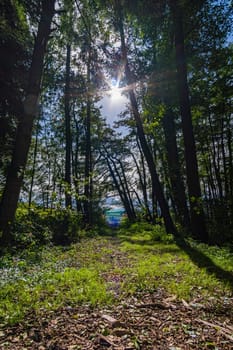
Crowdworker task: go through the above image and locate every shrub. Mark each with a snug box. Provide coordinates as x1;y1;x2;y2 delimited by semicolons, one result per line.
11;206;83;248
12;206;52;249
49;208;83;245
119;221;174;243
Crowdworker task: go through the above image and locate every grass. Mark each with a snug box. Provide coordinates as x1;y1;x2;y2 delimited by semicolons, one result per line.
0;227;232;327
119;239;229;299
0;238;114;326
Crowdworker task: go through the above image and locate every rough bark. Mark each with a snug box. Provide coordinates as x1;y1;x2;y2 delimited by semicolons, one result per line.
171;0;208;242
162;107;190;229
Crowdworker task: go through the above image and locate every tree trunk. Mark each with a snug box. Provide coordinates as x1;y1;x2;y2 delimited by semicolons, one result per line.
72;116;83;213
171;0;208;242
130;150;153;221
115;157;137;219
116;0;177;235
106;156;134;220
84;51;92;225
0;0;55;243
28;118;40;209
162;107;190;229
227;126;233;225
64;44;72;208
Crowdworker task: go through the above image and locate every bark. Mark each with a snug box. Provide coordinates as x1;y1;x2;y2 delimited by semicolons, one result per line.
72;116;83;213
162;107;190;229
114;157;137;219
220;117;228;197
171;0;208;242
130;150;153;222
28;118;39;209
116;0;177;235
0;0;55;243
84;51;92;225
227;127;233;223
208;113;223;199
64;44;72;208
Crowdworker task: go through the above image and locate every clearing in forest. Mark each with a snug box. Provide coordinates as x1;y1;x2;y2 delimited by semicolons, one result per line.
0;228;233;349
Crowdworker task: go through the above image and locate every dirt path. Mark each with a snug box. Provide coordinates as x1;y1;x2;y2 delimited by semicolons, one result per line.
1;237;233;349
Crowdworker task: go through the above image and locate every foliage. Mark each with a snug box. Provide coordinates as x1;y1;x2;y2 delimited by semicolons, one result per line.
0;0;233;246
0;267;110;326
0;0;31;185
118;221;175;243
11;206;84;248
0;234;232;327
118;230;232;299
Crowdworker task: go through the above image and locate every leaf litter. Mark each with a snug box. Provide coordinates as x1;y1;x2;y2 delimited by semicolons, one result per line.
0;236;232;349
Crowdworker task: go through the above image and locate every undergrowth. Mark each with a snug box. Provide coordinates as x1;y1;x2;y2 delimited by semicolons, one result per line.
0;223;232;327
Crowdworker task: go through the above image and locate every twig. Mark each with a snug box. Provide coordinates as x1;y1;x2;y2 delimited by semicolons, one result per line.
97;333;117;347
136;302;170;310
196;318;233;342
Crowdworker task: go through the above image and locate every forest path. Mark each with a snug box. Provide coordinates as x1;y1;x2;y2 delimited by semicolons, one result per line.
0;234;233;349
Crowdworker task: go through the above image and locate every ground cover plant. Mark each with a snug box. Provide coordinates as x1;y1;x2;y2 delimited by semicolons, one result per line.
0;224;232;349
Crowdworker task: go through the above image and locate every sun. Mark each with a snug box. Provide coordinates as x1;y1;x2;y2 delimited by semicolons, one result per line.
109;79;124;103
110;85;122;101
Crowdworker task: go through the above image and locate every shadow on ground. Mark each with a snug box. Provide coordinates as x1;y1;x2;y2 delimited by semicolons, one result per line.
118;233;233;290
175;237;233;290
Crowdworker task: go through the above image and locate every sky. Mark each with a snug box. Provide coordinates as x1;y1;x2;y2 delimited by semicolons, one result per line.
99;86;129;128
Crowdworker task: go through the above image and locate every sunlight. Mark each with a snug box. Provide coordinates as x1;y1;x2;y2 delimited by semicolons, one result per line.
109;78;124;103
110;85;122;101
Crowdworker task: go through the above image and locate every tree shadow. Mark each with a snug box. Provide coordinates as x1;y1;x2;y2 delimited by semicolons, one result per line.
174;237;233;290
117;233;233;289
118;235;181;254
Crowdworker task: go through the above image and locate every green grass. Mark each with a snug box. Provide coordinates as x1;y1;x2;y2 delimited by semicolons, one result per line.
118;230;232;300
0;267;110;325
0;238;114;326
0;228;232;327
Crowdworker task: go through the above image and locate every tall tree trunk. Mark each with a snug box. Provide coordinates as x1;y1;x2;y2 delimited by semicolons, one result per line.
0;0;55;243
130;150;153;221
28;118;39;209
220;117;228;198
84;51;92;225
208;113;223;199
73;117;83;213
105;156;134;221
115;0;177;235
64;44;72;208
162;107;190;229
115;157;137;219
170;0;208;242
227;127;233;225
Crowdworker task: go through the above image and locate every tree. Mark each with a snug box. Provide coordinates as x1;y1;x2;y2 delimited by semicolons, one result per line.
170;0;208;242
0;0;30;191
114;0;177;235
64;43;72;208
0;0;56;242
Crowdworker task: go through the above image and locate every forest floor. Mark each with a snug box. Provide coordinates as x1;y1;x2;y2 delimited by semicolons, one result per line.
0;230;233;349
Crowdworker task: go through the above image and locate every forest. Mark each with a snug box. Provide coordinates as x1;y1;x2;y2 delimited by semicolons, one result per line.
0;0;233;348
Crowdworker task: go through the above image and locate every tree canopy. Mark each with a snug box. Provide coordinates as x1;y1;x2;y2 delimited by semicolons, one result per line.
0;0;232;246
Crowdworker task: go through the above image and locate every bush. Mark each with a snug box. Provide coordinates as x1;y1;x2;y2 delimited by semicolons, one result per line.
49;208;83;245
12;207;52;249
11;206;83;248
119;221;174;243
